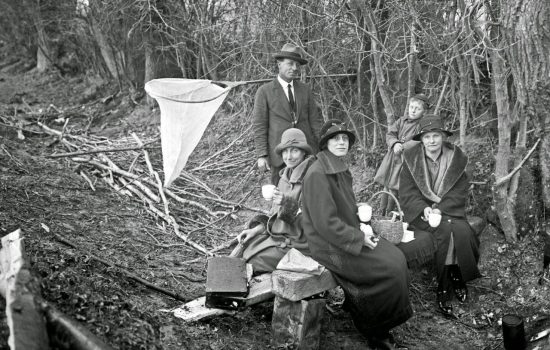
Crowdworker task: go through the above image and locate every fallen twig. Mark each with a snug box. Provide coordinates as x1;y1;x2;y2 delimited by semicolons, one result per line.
209;237;238;254
47;144;159;158
130;133;171;217
79;171;96;191
73;158;221;216
52;233;191;302
118;176;212;256
191;125;252;171
494;138;541;187
101;155;160;203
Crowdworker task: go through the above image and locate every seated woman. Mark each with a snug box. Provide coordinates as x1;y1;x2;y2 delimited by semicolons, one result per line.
302;120;412;350
234;128;314;274
398;115;481;318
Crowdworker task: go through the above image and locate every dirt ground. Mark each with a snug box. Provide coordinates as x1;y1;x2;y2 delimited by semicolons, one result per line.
0;57;549;349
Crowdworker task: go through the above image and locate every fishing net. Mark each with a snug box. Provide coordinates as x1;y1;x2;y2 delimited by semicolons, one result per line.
145;78;237;187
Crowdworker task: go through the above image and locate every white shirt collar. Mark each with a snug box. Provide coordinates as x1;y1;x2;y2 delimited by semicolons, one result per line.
277;75;294;90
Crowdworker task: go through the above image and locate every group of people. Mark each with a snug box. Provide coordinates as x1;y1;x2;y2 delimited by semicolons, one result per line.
233;43;481;350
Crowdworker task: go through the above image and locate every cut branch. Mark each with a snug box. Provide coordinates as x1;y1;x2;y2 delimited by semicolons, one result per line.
494;138;541;187
47;144;159;158
52;233;192;302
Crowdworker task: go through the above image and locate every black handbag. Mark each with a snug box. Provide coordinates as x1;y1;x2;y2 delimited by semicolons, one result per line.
205;257;249;309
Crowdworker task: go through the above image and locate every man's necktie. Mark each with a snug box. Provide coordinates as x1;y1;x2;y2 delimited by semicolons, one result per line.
287;84;296;113
287;84;296;125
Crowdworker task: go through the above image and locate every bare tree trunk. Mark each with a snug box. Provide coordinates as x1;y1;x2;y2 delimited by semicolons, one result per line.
404;20;417;117
456;54;469;148
144;39;155;107
175;45;188;79
356;1;396;126
370;56;381;152
89;16;120;82
540;104;550;233
27;0;52;72
502;0;550;245
509;109;527;198
491;48;518;241
36;21;51;72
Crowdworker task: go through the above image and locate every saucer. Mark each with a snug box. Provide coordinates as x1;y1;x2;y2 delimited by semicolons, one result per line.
400;230;415;243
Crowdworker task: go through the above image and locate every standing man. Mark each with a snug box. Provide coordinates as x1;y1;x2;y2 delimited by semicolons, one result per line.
253;43;323;184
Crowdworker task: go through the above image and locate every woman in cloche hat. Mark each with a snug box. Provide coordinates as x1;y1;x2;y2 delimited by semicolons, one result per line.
233;128;314;273
301;119;412;349
399;115;481;318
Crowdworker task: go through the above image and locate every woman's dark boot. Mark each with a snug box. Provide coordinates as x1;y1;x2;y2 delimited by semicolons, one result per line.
436;289;454;318
449;264;468;303
437;266;454;318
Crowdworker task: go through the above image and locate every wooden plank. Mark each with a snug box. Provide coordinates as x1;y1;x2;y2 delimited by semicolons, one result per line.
271;296;326;350
43;303;114;350
173;273;273;322
244;273;273;306
271;269;337;302
173;296;234;322
0;229;50;350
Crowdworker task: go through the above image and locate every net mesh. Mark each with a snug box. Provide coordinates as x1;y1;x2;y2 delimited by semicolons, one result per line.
145;78;233;187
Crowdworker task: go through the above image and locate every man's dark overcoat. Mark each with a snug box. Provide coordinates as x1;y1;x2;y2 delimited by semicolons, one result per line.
399;142;481;282
253;79;322;167
302;150;412;336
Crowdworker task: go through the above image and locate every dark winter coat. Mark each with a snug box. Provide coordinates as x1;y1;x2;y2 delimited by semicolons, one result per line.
302;150;412;336
399;142;481;282
374;117;421;190
242;156;314;273
253;79;323;167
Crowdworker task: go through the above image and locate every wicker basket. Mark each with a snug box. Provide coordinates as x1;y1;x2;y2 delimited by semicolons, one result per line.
369;191;404;244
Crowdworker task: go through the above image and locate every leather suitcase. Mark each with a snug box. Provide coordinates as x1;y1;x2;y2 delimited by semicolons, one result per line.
205;257;248;309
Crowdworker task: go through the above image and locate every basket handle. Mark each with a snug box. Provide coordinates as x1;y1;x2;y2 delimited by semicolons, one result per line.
367;190;404;221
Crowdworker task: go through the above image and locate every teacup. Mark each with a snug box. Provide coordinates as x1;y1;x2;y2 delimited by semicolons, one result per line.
428;212;442;227
357;204;373;222
261;184;276;200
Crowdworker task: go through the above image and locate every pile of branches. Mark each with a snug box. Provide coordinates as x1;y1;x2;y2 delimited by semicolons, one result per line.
0;103;265;260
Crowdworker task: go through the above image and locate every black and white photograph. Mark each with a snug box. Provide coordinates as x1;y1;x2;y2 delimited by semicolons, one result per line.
0;0;549;349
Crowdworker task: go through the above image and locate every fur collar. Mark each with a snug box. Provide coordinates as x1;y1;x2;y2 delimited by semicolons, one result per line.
317;150;348;174
403;142;468;203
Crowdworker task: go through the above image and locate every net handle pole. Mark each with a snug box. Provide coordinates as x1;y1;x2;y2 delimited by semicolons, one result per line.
147;73;356;104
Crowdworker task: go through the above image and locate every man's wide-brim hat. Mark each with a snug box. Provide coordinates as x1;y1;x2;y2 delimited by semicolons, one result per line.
412;115;453;141
319;119;356;150
274;43;308;65
275;128;313;155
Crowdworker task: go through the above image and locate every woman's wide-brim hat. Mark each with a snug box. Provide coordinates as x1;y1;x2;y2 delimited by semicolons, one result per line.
275;128;313;155
319;119;356;150
274;43;308;65
412;115;453;141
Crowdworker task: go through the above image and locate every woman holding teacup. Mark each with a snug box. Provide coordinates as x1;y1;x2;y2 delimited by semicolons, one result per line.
399;115;481;318
233;128;314;273
302;120;411;349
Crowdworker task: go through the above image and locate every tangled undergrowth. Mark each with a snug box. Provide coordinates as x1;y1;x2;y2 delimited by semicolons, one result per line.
0;64;549;349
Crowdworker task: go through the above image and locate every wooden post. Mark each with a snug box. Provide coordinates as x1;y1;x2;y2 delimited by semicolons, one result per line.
271;269;336;302
0;229;50;350
271;296;326;350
